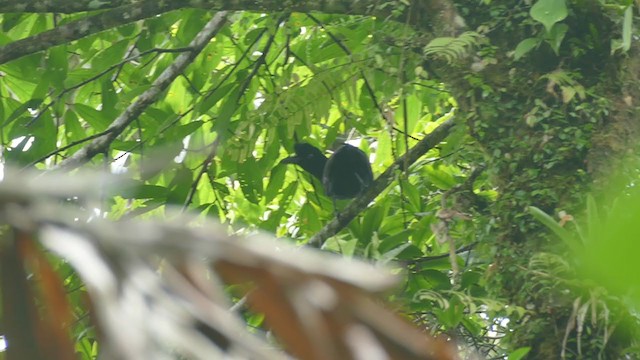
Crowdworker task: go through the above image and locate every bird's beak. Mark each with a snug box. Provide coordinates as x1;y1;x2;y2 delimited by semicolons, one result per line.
279;155;300;165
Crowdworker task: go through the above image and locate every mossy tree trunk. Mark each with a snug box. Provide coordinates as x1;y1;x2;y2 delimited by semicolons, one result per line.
444;1;640;357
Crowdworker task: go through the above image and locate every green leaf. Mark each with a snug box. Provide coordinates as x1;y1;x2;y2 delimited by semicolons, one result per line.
237;157;263;204
299;201;324;234
29;14;48;36
1;98;43;129
262;181;298;232
212;87;240;138
378;243;411;265
373;130;391;170
438;296;464;328
528;206;581;253
64;111;87;142
545;23;568;55
30;111;57;153
424;165;457;190
622;6;632;52
403;181;422;213
508;347;531;360
398;94;421;134
133;185;170;200
46;45;68;88
419;269;451;290
460;317;483;336
361;203;388;241
585;194;599;244
115;183;169;200
581;188;640;302
167;166;193;205
290;36;345;65
74;104;110;132
92;39;129;70
101;80;118;119
2;13;28;32
378;229;424;260
170;121;204;141
514;38;540;60
530;0;568;33
460;270;482;290
265;163;286;203
176;10;207;44
409;215;435;247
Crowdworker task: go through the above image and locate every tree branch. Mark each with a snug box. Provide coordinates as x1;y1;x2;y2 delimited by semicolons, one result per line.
308;117;456;246
0;0;128;13
0;2;184;65
1;0;377;15
53;12;229;171
2;0;463;35
182;138;221;211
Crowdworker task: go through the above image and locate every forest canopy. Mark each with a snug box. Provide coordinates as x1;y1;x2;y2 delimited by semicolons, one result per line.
0;0;639;359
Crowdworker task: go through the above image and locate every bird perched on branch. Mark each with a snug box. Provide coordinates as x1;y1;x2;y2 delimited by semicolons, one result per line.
280;142;374;200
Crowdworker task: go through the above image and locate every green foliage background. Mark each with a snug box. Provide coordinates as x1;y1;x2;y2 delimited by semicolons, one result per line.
0;0;639;358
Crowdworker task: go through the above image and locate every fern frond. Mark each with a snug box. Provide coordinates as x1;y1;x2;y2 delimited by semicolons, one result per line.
423;31;484;63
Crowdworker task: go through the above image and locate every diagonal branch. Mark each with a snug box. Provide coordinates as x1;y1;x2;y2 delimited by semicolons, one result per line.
0;2;184;65
308;117;456;247
53;12;229;171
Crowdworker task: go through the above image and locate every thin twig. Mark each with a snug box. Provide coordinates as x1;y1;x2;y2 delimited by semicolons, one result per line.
182;138;221;211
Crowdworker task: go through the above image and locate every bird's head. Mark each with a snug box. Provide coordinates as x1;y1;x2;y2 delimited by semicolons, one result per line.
280;142;327;180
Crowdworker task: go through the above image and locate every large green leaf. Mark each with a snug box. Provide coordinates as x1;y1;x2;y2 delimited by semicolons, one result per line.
530;0;568;33
74;104;110;132
514;38;540;60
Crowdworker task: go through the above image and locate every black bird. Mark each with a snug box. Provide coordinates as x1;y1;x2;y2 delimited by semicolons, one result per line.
280;142;374;200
